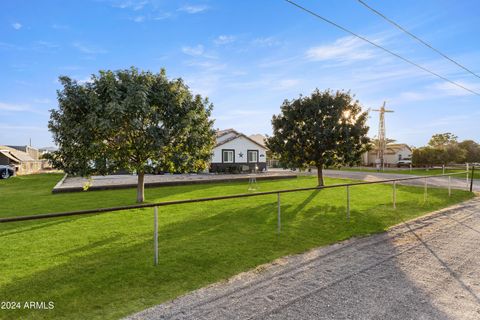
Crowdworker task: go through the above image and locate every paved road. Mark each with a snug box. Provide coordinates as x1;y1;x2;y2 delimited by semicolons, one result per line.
320;169;479;192
126;197;480;320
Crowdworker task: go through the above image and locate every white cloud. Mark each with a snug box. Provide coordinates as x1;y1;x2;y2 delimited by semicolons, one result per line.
179;5;208;14
214;35;235;45
275;79;300;90
132;15;145;22
429;81;479;97
183;73;221;96
181;45;205;56
184;60;226;72
111;0;148;10
72;42;107;54
0;102;48;115
12;22;22;30
251;37;281;47
306;36;377;62
33;98;52;104
0;124;46;131
0;102;29;112
394;80;480;104
33;41;60;52
0;42;21;51
153;12;173;20
51;24;69;30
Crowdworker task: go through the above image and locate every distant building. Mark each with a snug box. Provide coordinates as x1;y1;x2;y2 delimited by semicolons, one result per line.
0;145;47;175
362;143;412;167
249;133;282;168
211;129;267;172
39;146;57;156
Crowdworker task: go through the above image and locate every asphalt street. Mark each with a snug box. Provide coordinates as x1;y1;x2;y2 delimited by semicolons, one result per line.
321;169;479;192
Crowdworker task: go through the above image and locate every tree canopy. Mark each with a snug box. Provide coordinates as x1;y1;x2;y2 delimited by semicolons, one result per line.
266;89;370;186
413;132;480;167
48;67;216;202
428;132;458;148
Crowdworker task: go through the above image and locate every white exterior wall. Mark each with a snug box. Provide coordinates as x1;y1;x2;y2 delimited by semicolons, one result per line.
384;147;412;164
212;136;266;163
363;146;412;165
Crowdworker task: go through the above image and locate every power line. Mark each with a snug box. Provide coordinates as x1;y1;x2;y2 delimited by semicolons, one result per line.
283;0;480;96
357;0;480;80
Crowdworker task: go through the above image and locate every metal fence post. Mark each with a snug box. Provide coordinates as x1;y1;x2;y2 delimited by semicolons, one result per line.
424;177;428;203
392;181;396;209
448;176;451;197
277;193;281;234
471;166;475;192
154;206;158;266
346;185;350;221
466;163;469;188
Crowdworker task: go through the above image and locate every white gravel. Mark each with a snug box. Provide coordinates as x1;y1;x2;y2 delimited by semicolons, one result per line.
125;197;480;320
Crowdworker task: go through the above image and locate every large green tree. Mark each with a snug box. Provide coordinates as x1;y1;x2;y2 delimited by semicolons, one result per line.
266;89;370;186
48;68;216;202
413;132;469;166
458;140;480;163
428;132;458;148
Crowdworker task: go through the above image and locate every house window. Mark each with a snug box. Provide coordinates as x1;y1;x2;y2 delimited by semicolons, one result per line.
247;150;258;163
222;150;234;163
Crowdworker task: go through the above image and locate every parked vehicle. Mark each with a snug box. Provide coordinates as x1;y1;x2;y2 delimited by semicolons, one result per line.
0;165;15;179
397;159;412;168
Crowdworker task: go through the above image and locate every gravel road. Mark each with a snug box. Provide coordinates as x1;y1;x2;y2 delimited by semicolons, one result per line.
321;169;478;192
126;197;480;320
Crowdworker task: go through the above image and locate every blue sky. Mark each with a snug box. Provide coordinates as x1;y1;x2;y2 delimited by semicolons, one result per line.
1;0;479;148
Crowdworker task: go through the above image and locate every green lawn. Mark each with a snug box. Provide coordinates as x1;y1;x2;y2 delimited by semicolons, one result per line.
0;173;474;320
332;167;480;180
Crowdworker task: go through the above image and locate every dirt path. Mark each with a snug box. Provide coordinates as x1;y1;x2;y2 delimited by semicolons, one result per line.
126;197;480;320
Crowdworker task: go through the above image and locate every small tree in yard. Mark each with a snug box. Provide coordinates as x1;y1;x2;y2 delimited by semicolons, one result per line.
47;68;216;203
266;89;370;186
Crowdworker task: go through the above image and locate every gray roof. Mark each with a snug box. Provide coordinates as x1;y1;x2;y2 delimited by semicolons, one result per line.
215;129;267;149
0;145;35;162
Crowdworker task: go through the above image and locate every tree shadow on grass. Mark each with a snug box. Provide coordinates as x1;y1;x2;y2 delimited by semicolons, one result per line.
0;219;74;238
292;189;321;214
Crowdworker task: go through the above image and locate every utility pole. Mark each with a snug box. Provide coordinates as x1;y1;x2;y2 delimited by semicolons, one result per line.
372;101;394;171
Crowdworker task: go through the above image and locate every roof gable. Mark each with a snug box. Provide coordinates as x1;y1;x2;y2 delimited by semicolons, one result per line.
0;145;35;161
214;130;267;150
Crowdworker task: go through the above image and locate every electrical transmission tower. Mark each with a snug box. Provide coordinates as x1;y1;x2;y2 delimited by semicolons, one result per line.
372;101;394;170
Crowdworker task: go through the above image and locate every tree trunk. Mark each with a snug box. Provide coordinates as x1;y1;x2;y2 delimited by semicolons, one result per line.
316;165;324;186
137;172;145;203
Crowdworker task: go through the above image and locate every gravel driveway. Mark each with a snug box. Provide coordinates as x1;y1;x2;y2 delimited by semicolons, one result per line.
126;197;480;320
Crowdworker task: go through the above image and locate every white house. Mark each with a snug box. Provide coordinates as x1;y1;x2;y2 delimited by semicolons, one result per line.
211;129;267;172
362;143;412;166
